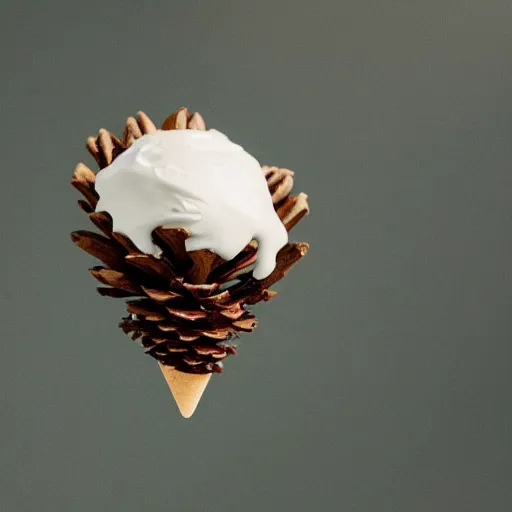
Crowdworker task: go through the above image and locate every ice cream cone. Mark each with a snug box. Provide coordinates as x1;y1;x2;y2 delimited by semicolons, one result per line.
159;363;212;418
71;108;310;419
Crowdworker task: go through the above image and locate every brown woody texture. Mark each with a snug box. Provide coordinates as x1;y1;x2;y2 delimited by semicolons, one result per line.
71;108;309;374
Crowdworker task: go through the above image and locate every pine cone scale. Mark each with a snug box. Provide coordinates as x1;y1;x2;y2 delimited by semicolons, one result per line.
71;163;99;208
124;254;176;281
71;230;127;269
141;287;183;302
98;287;137;298
89;267;141;294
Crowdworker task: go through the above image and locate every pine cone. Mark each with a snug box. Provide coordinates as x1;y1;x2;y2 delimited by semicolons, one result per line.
71;107;309;375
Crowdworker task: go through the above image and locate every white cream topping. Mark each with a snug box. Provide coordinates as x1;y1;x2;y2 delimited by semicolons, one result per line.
95;129;288;279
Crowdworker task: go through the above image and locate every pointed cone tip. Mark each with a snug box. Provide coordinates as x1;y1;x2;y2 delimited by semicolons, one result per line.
158;364;212;418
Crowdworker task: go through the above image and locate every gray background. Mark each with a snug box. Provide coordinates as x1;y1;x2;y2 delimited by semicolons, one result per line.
1;1;511;511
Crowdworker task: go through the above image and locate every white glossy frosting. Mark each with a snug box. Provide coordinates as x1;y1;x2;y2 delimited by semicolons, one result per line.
95;129;288;279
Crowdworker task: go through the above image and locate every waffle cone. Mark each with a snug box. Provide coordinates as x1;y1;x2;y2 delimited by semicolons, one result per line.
159;363;212;418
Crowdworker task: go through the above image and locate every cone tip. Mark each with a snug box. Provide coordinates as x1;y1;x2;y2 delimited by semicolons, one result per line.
159;364;212;418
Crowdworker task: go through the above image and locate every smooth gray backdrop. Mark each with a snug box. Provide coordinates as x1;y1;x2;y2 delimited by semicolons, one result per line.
1;1;511;511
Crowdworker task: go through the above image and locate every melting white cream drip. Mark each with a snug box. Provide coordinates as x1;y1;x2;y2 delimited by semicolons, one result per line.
95;129;288;279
